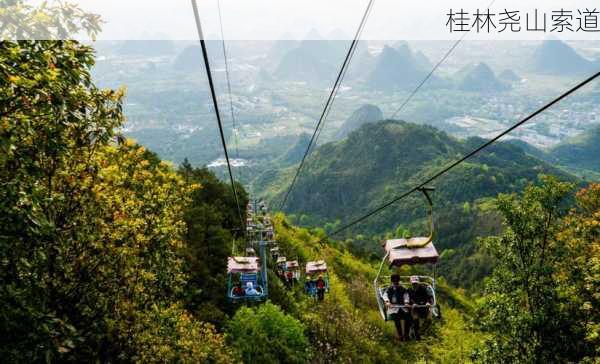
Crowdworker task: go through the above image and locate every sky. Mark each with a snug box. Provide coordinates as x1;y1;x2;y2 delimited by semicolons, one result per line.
19;0;600;41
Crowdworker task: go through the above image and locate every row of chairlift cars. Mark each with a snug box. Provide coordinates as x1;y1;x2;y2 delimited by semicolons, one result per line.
226;200;330;302
227;188;440;330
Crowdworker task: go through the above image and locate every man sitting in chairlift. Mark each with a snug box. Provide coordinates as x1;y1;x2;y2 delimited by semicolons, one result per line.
383;274;412;341
245;281;259;296
286;270;294;288
409;276;433;340
232;281;245;297
305;275;315;295
316;275;326;301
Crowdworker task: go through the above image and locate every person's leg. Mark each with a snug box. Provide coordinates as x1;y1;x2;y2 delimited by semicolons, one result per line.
411;308;421;340
392;315;403;341
400;319;407;341
413;318;421;340
402;312;412;340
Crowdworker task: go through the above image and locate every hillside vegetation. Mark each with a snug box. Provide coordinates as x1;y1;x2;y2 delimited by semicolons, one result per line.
1;2;598;362
261;120;575;236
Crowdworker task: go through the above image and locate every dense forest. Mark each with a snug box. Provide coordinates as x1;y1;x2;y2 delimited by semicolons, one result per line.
1;1;599;363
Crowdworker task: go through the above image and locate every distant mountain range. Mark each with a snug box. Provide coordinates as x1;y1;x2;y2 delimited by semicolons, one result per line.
271;30;358;83
273;43;337;83
456;62;510;92
533;39;598;75
335;104;383;140
366;45;436;90
172;43;224;72
498;69;521;83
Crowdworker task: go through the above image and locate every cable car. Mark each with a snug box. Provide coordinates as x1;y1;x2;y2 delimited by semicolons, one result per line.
265;228;275;242
259;201;267;214
305;260;329;300
276;256;287;270
374;187;441;321
270;246;280;261
284;260;300;286
227;256;266;302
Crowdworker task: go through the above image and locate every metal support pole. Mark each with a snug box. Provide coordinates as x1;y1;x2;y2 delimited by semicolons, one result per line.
260;229;268;297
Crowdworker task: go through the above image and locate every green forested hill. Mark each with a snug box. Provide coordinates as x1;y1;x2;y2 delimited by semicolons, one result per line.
2;2;598;362
549;123;600;175
261;120;575;237
254;120;578;290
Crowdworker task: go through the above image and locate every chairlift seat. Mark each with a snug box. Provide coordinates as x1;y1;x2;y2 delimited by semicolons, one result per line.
240;273;258;286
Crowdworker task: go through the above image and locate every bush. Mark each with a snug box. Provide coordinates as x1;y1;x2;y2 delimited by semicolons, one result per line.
226;302;309;363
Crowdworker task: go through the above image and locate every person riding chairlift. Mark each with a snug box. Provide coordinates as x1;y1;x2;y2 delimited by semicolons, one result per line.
245;281;259;296
383;274;412;341
232;281;245;297
316;275;326;301
409;276;433;340
286;270;294;288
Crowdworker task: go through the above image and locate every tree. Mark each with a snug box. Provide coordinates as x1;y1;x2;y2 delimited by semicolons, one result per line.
0;4;233;362
473;176;596;363
554;184;600;362
178;163;248;325
226;302;309;364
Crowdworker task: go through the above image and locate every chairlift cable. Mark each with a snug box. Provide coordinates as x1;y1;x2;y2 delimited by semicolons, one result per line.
278;0;376;211
328;71;600;238
216;0;243;182
191;0;244;227
389;0;496;120
309;1;374;156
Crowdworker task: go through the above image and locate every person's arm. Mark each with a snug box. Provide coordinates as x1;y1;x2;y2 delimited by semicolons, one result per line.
382;288;390;306
426;286;434;304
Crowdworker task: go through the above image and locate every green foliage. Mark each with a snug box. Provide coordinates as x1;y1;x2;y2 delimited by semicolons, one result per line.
128;304;234;364
550;123;600;175
260;120;579;292
178;161;248;325
0;0;102;39
268;214;489;363
226;302;309;364
474;176;597;363
555;184;600;361
0;18;232;361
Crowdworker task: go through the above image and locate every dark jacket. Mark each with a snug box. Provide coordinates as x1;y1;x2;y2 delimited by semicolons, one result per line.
410;285;432;305
386;284;408;305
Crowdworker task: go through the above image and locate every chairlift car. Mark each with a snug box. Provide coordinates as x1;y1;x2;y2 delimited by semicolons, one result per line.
285;260;300;282
276;256;287;270
265;228;275;241
227;256;266;302
374;187;442;321
270;246;280;261
305;260;329;298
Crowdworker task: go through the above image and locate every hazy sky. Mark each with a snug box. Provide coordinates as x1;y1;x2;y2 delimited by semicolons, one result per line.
27;0;600;41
